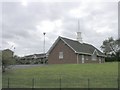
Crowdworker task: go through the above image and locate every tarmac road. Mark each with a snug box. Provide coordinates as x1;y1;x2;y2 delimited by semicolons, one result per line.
9;64;47;69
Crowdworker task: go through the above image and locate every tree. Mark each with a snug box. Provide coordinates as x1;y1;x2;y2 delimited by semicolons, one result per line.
115;38;120;61
101;37;120;61
2;49;15;72
14;55;20;64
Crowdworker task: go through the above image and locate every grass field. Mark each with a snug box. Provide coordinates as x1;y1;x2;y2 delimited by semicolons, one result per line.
2;62;119;88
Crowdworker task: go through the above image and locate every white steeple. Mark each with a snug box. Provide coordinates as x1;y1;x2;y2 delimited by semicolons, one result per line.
76;20;83;43
76;32;83;43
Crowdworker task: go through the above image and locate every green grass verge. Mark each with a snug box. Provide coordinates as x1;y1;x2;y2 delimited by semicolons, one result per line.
2;62;118;88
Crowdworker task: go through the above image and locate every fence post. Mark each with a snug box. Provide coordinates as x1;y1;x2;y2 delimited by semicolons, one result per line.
32;78;34;89
8;78;9;88
88;78;90;90
118;78;120;90
59;74;61;90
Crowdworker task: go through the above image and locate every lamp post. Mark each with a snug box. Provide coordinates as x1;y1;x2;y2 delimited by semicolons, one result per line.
13;47;15;56
43;32;46;54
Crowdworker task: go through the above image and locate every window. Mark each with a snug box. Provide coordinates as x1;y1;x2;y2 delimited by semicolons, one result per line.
82;55;84;60
92;54;97;61
99;57;101;63
86;56;88;60
82;55;84;63
92;49;97;61
59;52;63;59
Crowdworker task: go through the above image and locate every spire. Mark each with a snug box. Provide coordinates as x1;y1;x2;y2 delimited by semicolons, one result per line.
76;19;83;43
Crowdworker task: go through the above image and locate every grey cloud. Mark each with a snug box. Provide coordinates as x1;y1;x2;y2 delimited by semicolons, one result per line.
2;1;118;56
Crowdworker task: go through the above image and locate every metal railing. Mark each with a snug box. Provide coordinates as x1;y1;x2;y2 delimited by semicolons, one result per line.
2;76;120;89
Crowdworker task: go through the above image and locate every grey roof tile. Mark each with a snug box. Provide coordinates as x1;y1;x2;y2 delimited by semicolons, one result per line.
60;36;104;56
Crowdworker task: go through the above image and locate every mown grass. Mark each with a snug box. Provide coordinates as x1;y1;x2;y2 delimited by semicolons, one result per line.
2;62;118;88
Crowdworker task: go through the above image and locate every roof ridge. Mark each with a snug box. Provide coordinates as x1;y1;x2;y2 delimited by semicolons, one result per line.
60;36;79;42
59;36;104;56
59;36;100;49
60;36;88;45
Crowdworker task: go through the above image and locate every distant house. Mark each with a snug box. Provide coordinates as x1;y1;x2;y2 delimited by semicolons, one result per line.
47;34;105;64
19;53;48;64
1;49;14;71
2;49;14;58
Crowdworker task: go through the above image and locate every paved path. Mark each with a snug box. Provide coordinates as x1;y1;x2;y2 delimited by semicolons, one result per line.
10;64;47;69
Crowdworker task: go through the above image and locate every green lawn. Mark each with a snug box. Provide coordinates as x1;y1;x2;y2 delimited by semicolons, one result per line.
2;62;118;88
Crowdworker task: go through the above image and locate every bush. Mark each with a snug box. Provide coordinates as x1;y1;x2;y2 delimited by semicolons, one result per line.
105;57;119;62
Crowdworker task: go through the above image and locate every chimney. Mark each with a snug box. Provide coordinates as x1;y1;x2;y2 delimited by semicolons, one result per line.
76;32;83;43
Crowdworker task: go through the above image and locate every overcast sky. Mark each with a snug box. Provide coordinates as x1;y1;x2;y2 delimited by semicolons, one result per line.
1;0;119;56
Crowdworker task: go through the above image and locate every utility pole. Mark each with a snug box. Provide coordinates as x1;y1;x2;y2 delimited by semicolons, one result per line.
13;47;15;56
78;19;80;32
43;32;46;54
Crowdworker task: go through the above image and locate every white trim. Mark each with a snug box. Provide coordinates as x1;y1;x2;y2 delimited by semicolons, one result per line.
75;52;105;57
47;36;76;54
47;36;61;54
75;52;92;55
92;50;97;61
93;49;98;55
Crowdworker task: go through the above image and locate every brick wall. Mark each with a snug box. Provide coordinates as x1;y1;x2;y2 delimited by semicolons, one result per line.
48;39;77;64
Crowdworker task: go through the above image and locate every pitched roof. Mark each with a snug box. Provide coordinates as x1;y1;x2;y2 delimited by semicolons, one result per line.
2;49;14;53
23;53;46;58
48;36;105;57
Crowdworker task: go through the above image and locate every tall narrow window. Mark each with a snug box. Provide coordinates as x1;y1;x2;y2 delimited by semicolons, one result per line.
82;55;84;63
99;57;101;63
59;52;63;59
92;54;97;61
92;50;97;61
86;56;88;60
82;55;84;60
